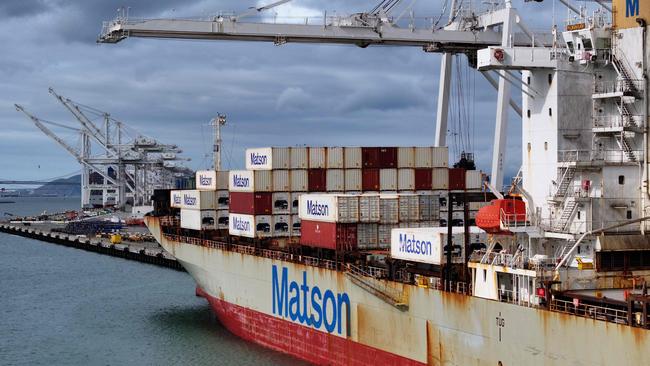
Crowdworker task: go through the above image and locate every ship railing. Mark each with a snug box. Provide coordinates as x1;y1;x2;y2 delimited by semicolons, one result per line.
429;277;471;295
499;209;529;230
592;149;641;163
470;249;526;268
557;149;591;163
594;79;645;95
593;115;644;130
550;298;629;324
498;289;539;307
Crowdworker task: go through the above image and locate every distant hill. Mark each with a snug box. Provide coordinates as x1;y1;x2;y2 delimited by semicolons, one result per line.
33;175;81;197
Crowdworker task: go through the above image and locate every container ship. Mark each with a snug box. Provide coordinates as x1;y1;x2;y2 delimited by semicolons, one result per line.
101;0;650;364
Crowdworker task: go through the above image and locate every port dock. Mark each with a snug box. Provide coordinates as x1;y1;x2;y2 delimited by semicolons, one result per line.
0;223;183;271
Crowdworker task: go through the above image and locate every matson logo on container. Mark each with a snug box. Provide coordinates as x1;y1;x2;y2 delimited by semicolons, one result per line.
229;213;255;238
196;170;217;190
246;147;273;170
298;194;338;222
229;170;254;192
271;265;350;336
391;228;441;264
170;190;202;209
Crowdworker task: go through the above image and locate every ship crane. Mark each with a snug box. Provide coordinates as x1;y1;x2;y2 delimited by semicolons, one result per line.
15;92;192;209
98;0;554;188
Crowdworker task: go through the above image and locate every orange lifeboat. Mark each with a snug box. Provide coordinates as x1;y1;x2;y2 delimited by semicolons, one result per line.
476;198;527;234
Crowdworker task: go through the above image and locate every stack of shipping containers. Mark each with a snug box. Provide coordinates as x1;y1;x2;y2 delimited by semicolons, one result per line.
170;146;486;251
171;170;229;231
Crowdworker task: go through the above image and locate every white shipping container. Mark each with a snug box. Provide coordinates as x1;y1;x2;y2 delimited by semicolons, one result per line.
196;170;217;191
326;169;345;192
216;171;229;190
344;169;362;191
181;209;217;230
291;193;302;214
357;223;378;249
432;168;449;190
466;170;483;190
397;147;415;168
291;147;309;169
414;147;433;168
298;194;359;223
344;147;362;168
380;169;398;191
273;170;290;191
398;169;415;191
229;213;256;238
216;190;229;210
379;195;399;224
272;215;291;237
432;147;449;168
327;147;344;169
170;190;217;210
470;201;491;211
228;170;254;192
379;224;398;249
309;147;327;169
398;194;420;222
254;171;273;192
290;170;308;192
359;194;380;223
291;214;301;236
245;147;291;170
272;192;291;214
217;209;229;229
417;194;440;221
390;226;484;264
256;215;273;238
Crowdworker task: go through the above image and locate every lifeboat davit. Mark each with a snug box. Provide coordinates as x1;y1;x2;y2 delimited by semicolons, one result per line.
476;198;527;234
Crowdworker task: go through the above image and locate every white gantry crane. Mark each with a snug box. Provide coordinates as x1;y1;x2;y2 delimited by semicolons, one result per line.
15;90;191;210
98;0;551;187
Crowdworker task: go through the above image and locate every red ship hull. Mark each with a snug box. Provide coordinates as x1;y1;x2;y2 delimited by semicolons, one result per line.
196;287;424;366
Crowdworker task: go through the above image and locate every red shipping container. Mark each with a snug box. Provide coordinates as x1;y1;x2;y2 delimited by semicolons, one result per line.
229;192;272;215
414;168;433;190
378;147;397;168
361;147;380;168
300;220;357;251
448;168;466;190
308;169;327;192
362;168;380;191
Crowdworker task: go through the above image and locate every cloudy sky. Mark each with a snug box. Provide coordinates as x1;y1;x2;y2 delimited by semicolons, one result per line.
0;0;582;184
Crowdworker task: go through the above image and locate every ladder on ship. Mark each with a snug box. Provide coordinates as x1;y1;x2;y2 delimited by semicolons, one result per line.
553;197;578;232
345;265;408;311
554;167;575;199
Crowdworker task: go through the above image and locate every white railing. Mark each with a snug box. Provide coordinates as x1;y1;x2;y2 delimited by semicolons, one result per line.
557;149;591;163
594;79;645;94
593;115;643;129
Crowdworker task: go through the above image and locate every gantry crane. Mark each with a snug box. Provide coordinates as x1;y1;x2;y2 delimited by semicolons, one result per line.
98;0;558;186
15;91;191;209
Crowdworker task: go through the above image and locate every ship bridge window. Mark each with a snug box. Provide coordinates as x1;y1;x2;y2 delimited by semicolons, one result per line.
582;38;593;50
566;41;574;52
627;210;632;219
619;175;625;185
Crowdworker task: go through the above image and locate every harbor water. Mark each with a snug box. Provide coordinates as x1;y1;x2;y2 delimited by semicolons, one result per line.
0;198;305;365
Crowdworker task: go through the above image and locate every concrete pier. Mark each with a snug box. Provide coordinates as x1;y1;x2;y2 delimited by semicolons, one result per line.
0;223;184;271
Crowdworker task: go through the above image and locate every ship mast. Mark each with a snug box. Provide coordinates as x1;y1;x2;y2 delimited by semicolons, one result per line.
211;114;227;171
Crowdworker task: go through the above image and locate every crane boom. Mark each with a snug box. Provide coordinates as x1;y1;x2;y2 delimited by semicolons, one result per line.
15;104;121;187
98;12;551;50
